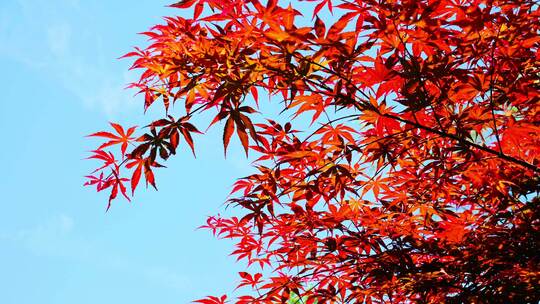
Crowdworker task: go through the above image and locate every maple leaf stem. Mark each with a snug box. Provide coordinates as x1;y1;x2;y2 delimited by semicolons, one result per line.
488;23;504;154
380;111;540;173
391;19;445;131
298;60;540;174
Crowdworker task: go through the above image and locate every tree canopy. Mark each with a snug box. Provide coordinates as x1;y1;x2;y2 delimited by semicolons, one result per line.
86;0;540;303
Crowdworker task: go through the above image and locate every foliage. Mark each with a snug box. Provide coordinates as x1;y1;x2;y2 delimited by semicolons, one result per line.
287;292;315;304
86;0;540;302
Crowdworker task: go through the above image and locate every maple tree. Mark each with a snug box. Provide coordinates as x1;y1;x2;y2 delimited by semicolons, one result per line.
86;0;540;303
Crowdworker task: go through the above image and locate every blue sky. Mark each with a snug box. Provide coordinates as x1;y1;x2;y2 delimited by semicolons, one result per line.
0;1;257;303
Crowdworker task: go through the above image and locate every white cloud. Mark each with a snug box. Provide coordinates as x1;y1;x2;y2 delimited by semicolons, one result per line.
1;0;139;117
47;23;71;57
0;214;79;257
0;214;191;291
81;71;140;117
